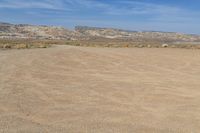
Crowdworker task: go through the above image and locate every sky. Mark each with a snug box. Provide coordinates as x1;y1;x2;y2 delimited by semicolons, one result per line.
0;0;200;34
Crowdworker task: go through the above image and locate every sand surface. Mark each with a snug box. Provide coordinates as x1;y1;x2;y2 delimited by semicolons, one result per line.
0;45;200;133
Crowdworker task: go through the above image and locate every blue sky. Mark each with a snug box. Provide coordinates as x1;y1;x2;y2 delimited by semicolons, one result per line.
0;0;200;34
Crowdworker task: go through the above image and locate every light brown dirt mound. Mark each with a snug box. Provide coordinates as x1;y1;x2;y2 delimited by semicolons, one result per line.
0;45;200;133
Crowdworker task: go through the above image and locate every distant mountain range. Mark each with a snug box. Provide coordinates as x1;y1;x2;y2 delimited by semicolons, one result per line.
0;22;200;43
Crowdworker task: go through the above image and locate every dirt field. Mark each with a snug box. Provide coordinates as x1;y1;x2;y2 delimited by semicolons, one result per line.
0;45;200;133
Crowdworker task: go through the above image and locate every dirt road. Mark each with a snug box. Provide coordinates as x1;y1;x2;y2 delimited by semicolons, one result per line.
0;45;200;132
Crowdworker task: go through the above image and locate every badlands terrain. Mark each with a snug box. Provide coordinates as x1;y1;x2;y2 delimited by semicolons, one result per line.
1;22;200;43
0;45;200;132
1;22;200;49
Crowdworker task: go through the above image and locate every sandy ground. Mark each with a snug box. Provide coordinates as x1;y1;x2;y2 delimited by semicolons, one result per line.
0;45;200;133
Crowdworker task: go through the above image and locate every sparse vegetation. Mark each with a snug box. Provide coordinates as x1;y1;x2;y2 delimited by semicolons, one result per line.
0;39;53;49
1;38;200;49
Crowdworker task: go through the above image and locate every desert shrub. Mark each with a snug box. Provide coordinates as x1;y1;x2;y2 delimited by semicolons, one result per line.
3;44;12;49
124;44;129;47
15;44;28;49
0;39;52;49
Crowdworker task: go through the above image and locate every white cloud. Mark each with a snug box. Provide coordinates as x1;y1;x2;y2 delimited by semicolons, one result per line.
1;0;199;24
0;0;65;10
0;0;188;15
0;0;180;14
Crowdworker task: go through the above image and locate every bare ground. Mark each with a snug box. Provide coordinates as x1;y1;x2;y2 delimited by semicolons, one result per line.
0;45;200;133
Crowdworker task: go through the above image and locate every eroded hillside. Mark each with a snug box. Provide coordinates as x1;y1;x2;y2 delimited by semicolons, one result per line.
1;22;200;44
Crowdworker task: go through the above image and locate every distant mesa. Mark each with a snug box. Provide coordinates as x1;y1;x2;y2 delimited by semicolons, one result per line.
0;22;200;43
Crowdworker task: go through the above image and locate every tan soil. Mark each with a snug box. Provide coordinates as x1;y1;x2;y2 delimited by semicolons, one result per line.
0;45;200;133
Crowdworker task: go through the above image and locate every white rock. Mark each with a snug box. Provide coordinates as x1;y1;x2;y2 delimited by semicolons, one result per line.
162;44;169;48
